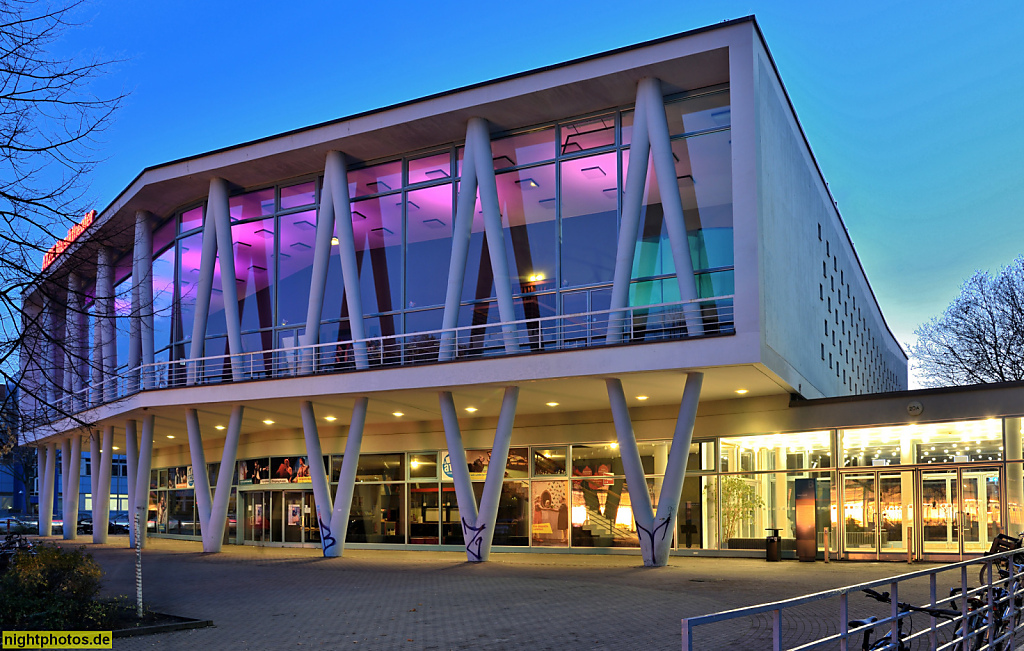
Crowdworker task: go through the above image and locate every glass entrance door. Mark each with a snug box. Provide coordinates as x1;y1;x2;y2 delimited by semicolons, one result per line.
920;467;1002;559
243;491;268;544
841;470;911;559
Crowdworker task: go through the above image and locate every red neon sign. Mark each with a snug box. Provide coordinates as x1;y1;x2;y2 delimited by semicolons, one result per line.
41;210;96;271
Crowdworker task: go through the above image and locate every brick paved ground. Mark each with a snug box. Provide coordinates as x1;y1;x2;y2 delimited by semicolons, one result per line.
35;537;1002;650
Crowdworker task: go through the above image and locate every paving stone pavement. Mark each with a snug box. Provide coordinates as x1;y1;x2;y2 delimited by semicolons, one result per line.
39;537;993;650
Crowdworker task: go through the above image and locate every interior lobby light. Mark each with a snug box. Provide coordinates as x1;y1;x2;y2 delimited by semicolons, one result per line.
324;416;337;422
392;411;404;417
166;435;175;439
609;442;619;449
527;272;546;282
112;446;120;450
331;237;339;246
263;419;275;425
735;389;749;395
215;425;226;431
464;407;478;413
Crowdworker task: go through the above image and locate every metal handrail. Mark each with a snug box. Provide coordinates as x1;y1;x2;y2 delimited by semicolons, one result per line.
34;296;733;424
681;547;1024;650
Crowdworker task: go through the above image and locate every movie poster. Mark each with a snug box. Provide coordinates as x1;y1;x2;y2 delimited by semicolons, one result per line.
440;448;530;481
532;480;569;546
270;456;312;483
238;459;267;485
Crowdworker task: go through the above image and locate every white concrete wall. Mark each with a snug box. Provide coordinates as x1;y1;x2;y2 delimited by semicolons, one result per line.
751;39;907;398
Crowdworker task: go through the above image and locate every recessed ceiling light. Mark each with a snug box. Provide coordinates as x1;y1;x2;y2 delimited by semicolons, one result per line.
392;411;404;417
263;419;275;425
609;442;619;449
463;407;478;414
324;416;337;422
112;446;119;450
735;389;749;395
166;435;175;439
636;395;648;401
546;402;559;407
215;425;226;431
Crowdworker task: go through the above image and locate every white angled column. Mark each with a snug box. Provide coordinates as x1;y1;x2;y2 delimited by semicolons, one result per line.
89;431;100;523
95;247;117;403
328;153;368;370
469;119;520;354
188;187;220;383
609;77;705;343
63;274;85;412
326;397;368;556
439;125;480;361
133;414;155;548
130;210;155;390
93;426;113;543
208;178;245;382
439;387;519;562
186;405;243;552
640;78;703;336
606;372;703;566
299;401;335;555
38;443;56;536
60;437;70;517
125;420;139;547
439;118;521;360
608;84;651;345
63;434;82;540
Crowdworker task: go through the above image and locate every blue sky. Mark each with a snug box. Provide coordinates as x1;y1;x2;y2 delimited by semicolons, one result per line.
54;0;1024;383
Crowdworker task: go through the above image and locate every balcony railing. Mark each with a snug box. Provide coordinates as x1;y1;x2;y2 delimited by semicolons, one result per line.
37;297;733;424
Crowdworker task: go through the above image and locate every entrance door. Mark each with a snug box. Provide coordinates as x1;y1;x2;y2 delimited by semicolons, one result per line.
920;466;1002;560
243;491;267;544
841;470;912;560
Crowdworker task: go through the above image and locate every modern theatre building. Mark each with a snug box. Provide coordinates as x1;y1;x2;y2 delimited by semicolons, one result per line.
21;17;1023;566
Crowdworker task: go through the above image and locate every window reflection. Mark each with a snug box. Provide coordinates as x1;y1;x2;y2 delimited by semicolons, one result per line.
561;114;615;154
405;184;453;308
561;152;618;287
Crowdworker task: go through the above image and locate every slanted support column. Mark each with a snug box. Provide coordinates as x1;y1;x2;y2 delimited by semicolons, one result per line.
187;185;220;383
125;420;139;547
60;437;70;519
325;397;368;556
606;373;703;566
132;415;155;548
301;152;366;371
63;273;85;411
439;387;519;562
38;443;56;536
130;211;155;391
63;434;81;540
439;118;520;360
95;247;117;403
185;405;243;552
89;431;100;523
93;426;113;543
45;298;63;407
300;401;336;556
208;179;245;382
609;77;704;344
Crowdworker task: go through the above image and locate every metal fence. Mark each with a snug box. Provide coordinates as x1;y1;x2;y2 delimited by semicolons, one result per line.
35;297;733;424
681;547;1024;650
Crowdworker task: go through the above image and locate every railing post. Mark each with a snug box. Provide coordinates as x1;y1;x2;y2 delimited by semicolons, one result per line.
929;571;938;649
890;580;899;648
987;559;995;646
681;619;691;651
772;609;782;651
838;591;848;651
961;565;969;647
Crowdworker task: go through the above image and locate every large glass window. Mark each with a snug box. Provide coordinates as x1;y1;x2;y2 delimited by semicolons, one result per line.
405;183;453;309
841;420;1003;466
560;152;618;287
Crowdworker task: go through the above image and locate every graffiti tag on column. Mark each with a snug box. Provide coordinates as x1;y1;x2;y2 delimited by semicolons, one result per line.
636;509;673;566
317;507;336;556
462;517;486;561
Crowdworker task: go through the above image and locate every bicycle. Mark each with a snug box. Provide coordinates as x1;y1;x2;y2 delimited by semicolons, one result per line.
854;588;959;650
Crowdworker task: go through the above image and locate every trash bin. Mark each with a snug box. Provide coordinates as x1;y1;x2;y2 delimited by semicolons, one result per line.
765;528;782;562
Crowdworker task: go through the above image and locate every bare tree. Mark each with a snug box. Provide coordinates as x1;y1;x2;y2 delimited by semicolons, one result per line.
0;0;125;455
911;256;1024;387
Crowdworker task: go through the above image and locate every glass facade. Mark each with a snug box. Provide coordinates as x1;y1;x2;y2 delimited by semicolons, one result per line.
140;417;1024;560
143;88;733;367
